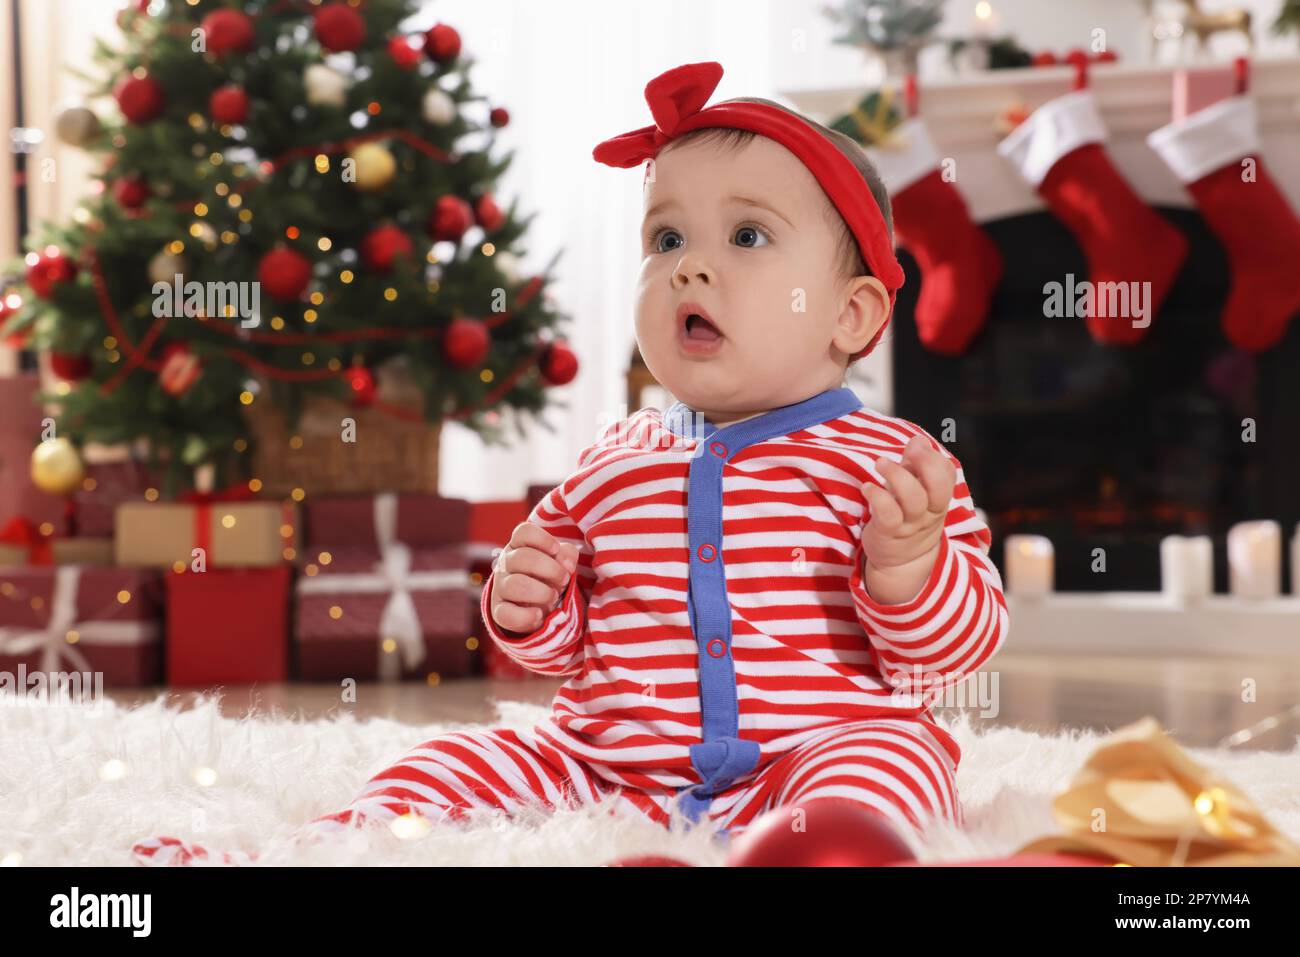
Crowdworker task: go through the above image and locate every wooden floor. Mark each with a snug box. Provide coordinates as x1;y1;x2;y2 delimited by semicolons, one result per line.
104;652;1300;751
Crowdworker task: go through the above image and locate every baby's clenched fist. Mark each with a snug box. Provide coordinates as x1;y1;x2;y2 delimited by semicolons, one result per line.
488;521;579;637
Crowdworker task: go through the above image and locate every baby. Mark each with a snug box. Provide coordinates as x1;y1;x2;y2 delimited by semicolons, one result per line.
132;62;1007;866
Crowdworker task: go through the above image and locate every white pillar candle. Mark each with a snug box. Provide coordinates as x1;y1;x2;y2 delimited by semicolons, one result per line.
1227;520;1281;600
1005;534;1053;597
1160;535;1213;602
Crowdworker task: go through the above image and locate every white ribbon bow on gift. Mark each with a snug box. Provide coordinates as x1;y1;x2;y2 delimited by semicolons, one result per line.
296;492;469;674
0;565;158;674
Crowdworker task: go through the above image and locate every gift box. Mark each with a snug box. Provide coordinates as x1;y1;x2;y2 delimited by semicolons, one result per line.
0;520;115;567
0;374;71;538
116;497;297;569
293;492;475;682
73;459;159;539
467;498;546;681
0;564;164;687
165;565;290;686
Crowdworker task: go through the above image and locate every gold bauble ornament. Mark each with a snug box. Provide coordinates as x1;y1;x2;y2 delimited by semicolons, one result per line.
55;105;102;147
349;142;396;192
31;437;86;495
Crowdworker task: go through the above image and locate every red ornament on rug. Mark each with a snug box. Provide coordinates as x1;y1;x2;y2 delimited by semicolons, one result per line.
427;194;474;242
424;23;461;63
200;9;255;57
604;855;693;867
114;74;166;124
209;84;250;125
360;224;414;273
50;352;93;382
998;89;1187;345
112;175;150;210
387;35;422;69
489;107;510;128
344;366;376;406
314;3;366;52
474;193;505;233
725;798;917;867
258;246;313;301
159;342;202;396
539;341;578;386
442;316;490;369
26;249;78;299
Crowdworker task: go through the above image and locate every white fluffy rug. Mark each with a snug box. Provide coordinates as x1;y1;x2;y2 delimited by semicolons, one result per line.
3;693;1298;866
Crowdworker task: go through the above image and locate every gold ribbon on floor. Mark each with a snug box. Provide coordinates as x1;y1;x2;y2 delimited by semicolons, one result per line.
1014;716;1300;867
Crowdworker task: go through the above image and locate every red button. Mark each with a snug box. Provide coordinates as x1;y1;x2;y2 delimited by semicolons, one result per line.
697;543;716;562
710;441;728;458
707;638;727;658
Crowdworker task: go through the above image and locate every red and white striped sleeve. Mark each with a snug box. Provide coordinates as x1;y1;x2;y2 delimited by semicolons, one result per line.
847;443;1009;697
478;424;614;677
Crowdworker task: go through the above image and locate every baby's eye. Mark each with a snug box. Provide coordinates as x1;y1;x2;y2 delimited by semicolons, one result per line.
653;229;683;253
734;225;770;248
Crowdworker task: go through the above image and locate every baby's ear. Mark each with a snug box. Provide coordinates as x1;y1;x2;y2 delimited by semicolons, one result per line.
835;276;891;357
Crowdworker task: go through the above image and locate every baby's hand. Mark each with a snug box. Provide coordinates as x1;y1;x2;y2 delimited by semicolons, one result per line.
861;434;955;604
489;521;580;636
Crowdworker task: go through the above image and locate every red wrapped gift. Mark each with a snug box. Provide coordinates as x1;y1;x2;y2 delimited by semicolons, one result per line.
294;492;475;682
73;459;159;539
0;564;163;687
165;565;290;686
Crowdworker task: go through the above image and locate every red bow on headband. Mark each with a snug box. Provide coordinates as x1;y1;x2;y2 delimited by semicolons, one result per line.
592;61;904;360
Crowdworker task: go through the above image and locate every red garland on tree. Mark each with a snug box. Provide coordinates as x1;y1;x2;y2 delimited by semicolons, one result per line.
387;35;422;69
112;176;150;210
209;85;250;125
474;193;504;233
159;342;202;396
200;9;255;57
489;107;510;128
26;249;78;299
442;316;489;369
427;195;474;241
345;365;376;406
314;3;366;52
258;246;313;301
50;352;93;382
539;341;578;386
360;224;414;273
114;74;166;124
424;23;461;63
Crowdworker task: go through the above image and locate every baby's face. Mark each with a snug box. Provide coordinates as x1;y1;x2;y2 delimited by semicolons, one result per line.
634;134;887;426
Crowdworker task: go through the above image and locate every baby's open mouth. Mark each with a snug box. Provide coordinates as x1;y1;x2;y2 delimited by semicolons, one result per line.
684;313;723;341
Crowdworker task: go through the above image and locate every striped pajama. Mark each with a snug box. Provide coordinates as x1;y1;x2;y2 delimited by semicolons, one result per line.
132;387;1002;865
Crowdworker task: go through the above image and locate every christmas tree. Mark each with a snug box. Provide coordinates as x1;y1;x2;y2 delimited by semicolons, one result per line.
0;0;579;497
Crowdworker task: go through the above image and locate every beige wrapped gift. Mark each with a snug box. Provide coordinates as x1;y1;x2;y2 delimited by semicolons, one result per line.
115;500;298;569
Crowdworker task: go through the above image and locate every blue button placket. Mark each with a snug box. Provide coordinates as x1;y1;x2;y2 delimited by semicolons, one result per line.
662;387;865;830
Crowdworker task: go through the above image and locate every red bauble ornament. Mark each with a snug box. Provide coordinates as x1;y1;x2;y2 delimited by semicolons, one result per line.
604;856;693;867
258;246;313;301
50;352;93;382
159;342;202;396
314;3;366;52
201;9;255;57
0;296;20;345
26;250;78;299
345;366;376;406
360;224;414;273
209;84;250;125
387;35;421;69
112;176;150;210
725;798;917;867
114;74;166;124
474;193;505;233
489;107;510;128
424;22;461;63
427;194;474;242
1031;51;1057;67
540;341;578;386
442;316;490;369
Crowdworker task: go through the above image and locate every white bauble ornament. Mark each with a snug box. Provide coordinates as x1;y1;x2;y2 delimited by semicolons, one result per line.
421;88;456;125
305;64;348;107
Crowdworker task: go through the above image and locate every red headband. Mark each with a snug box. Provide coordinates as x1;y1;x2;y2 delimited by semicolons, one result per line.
593;61;904;361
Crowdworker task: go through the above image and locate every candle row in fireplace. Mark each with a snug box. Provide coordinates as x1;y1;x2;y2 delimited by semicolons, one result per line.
1002;522;1300;600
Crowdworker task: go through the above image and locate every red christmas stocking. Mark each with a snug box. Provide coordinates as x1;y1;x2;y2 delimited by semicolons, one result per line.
869;118;1002;356
1148;94;1300;352
999;90;1188;345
